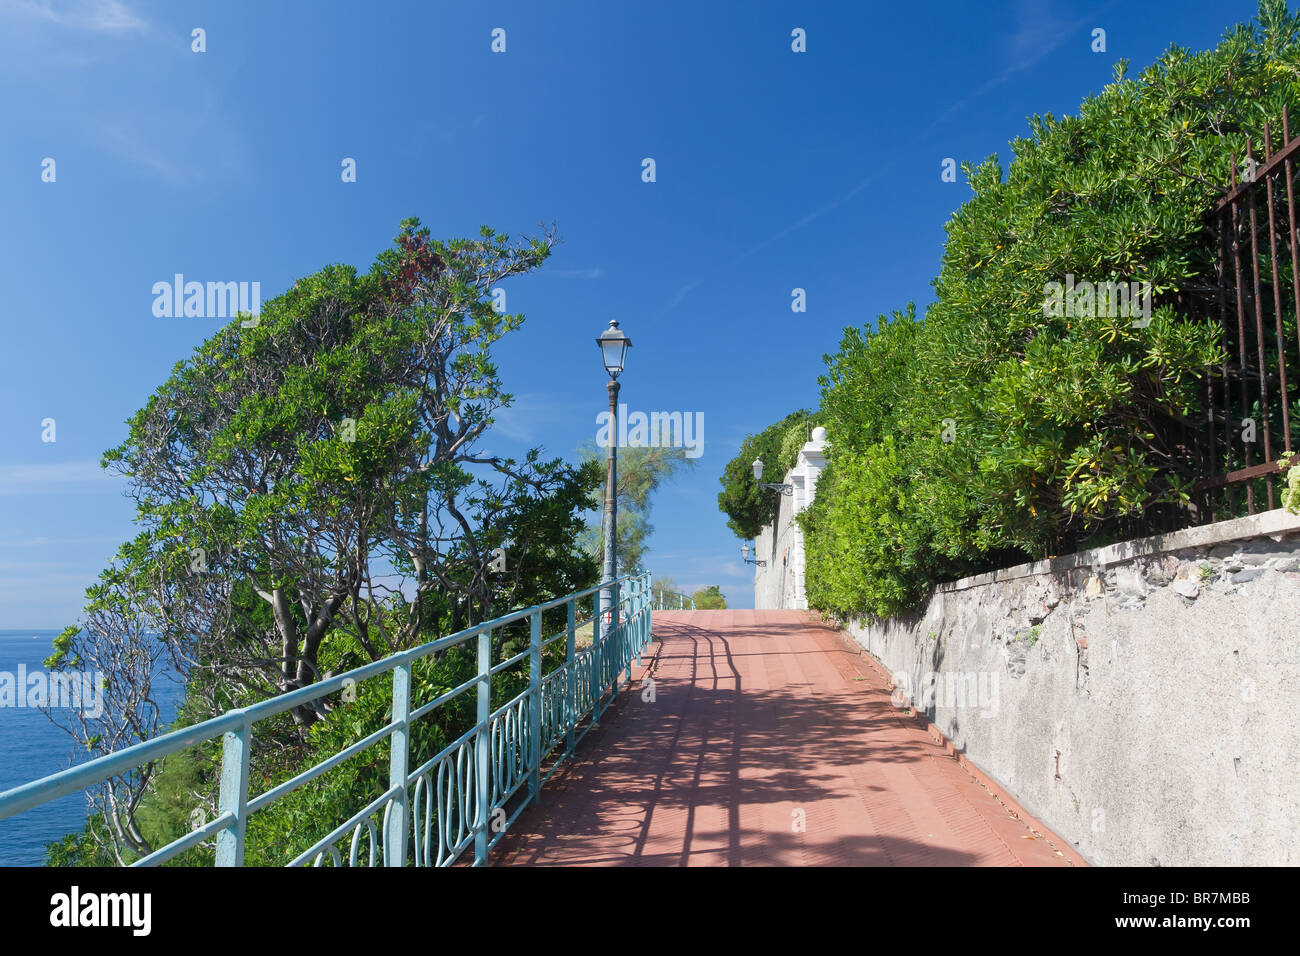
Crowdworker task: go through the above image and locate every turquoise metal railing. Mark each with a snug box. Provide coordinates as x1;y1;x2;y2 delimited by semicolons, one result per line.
649;586;695;611
0;571;656;867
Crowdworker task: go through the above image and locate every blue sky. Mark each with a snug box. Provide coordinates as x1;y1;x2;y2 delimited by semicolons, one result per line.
0;0;1263;625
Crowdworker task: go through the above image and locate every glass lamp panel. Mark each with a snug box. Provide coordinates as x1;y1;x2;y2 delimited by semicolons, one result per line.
601;339;626;373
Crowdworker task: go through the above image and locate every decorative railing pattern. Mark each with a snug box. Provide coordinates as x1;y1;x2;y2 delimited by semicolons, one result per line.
0;571;655;867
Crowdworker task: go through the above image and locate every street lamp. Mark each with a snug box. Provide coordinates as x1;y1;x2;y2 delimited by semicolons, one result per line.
597;319;631;640
752;457;792;495
741;543;766;567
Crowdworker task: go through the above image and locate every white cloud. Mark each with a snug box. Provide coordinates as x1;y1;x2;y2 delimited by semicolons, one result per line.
0;460;121;494
0;0;147;33
545;268;605;279
0;533;122;549
921;0;1121;138
492;394;587;444
94;111;190;182
666;277;704;310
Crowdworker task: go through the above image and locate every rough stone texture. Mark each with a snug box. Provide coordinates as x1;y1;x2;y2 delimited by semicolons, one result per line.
843;515;1300;866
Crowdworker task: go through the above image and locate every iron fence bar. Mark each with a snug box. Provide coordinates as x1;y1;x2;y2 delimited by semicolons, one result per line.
1286;108;1300;418
1264;123;1292;457
1230;158;1255;512
1245;139;1276;508
1216;125;1300;212
1218;209;1235;517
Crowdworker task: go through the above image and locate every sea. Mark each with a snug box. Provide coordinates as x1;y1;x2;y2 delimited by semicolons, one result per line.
0;629;183;866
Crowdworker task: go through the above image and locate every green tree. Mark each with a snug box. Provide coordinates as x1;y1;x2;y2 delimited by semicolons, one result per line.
43;219;600;865
578;437;695;573
691;585;727;609
717;409;817;539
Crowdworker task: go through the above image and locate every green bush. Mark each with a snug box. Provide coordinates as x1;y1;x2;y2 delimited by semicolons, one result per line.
798;1;1300;621
691;585;727;609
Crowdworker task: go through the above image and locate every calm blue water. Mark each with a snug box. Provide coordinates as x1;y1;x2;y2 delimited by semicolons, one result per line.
0;630;183;866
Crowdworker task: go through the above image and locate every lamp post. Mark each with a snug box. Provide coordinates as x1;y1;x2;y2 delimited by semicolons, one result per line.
596;319;631;641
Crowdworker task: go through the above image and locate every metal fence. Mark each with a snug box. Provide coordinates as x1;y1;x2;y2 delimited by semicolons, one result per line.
1192;107;1300;520
0;571;656;867
649;586;695;610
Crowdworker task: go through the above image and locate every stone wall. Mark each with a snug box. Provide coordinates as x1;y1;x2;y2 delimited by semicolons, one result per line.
842;508;1300;866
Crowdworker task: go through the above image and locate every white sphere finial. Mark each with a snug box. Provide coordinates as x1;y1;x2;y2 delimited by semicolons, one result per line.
811;426;827;442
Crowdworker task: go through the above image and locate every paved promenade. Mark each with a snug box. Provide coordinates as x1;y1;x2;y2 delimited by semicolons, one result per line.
495;610;1082;867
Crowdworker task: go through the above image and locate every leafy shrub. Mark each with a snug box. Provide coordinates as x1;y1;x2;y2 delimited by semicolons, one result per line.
691;585;727;609
798;1;1300;620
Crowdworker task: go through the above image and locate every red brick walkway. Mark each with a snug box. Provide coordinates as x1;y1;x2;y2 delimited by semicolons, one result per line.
494;610;1081;867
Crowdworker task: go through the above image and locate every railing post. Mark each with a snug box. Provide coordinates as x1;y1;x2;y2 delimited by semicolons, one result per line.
613;580;623;689
528;609;542;802
474;627;491;866
615;582;627;691
642;574;651;653
634;577;643;668
593;592;606;726
215;715;252;866
566;599;576;759
386;655;411;866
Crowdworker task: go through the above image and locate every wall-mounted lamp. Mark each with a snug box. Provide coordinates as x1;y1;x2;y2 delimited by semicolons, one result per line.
751;457;792;495
741;543;766;567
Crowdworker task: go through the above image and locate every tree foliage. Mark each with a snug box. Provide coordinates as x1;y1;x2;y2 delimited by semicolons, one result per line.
691;585;727;610
578;438;695;574
716;409;817;539
43;219;600;864
799;1;1300;620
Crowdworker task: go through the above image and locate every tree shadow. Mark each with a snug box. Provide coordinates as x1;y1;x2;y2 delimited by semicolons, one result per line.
492;612;1031;867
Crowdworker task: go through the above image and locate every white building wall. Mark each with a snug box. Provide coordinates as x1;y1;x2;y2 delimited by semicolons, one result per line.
753;429;827;610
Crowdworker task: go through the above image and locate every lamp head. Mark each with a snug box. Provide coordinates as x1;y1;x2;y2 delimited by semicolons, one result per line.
596;319;631;379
